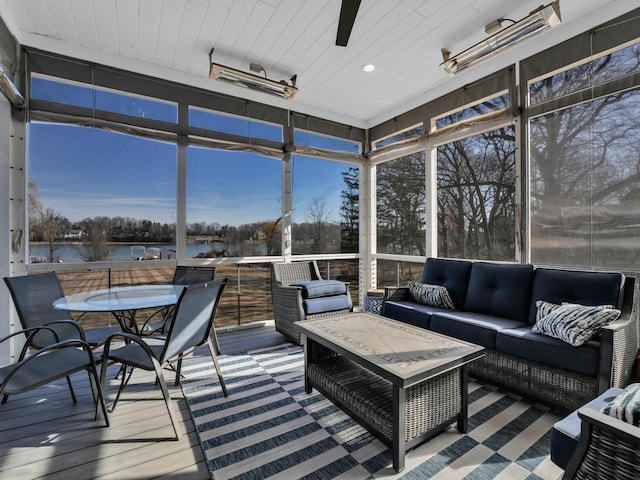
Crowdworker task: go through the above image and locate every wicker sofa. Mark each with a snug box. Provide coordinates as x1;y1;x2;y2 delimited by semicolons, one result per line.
381;258;637;411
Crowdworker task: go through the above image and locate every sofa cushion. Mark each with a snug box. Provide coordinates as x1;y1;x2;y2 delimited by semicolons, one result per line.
381;300;443;329
407;282;455;309
496;327;600;376
464;262;534;322
532;302;621;347
430;311;526;349
421;258;473;311
303;295;351;315
291;280;347;299
601;383;640;426
528;268;623;325
550;387;623;470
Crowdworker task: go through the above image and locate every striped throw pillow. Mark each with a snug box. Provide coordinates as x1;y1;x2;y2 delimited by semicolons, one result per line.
407;282;455;310
602;383;640;426
535;300;561;323
533;303;621;346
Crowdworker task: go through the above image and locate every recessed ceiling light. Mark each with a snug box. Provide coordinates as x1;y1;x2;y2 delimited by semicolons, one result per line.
363;64;375;72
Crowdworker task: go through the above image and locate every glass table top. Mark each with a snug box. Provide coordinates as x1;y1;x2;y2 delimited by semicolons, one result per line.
53;284;184;312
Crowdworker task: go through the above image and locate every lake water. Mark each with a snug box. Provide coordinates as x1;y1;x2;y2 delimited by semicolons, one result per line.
29;243;226;262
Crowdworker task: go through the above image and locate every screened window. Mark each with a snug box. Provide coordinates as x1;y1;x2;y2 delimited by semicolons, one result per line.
28;122;176;263
434;93;509;130
31;74;178;122
437;126;516;260
373;125;424;150
189;107;283;141
294;129;361;154
529;88;640;268
529;41;640;106
376;152;426;255
291;156;359;254
186;147;282;257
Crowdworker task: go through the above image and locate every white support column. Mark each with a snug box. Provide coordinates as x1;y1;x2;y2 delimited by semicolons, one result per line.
2;98;26;364
176;136;187;260
282;152;292;261
425;146;438;258
360;162;376;305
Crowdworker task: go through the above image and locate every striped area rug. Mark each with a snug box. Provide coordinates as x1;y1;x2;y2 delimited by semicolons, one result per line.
180;344;564;480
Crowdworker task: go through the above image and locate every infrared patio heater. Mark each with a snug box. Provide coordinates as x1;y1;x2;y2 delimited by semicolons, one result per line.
0;64;24;107
441;2;562;75
208;48;298;100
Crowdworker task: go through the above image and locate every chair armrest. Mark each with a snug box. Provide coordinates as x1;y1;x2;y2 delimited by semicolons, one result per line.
383;286;410;301
564;407;640;480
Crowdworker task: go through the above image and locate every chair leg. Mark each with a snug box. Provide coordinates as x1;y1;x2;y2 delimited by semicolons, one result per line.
152;358;181;440
87;365;109;427
111;366;134;412
65;376;78;403
206;337;228;397
1;394;8;404
174;354;183;387
212;328;222;355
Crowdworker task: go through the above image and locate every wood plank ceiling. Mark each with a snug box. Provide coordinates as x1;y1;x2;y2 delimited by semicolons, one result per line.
0;0;630;128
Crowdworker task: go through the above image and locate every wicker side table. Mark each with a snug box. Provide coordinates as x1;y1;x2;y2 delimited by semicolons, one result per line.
364;289;384;314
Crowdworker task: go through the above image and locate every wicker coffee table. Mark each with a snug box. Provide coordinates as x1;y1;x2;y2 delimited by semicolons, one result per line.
295;312;485;472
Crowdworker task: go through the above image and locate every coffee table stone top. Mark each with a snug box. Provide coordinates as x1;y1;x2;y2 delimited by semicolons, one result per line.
296;312;484;386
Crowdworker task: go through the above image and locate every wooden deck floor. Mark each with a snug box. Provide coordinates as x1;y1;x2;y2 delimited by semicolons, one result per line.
0;322;288;480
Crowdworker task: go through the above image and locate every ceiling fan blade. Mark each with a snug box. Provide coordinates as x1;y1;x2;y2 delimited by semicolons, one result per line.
335;0;361;47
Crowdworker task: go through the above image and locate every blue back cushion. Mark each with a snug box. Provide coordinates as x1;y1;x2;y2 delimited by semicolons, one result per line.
421;258;473;310
465;262;534;322
528;268;623;325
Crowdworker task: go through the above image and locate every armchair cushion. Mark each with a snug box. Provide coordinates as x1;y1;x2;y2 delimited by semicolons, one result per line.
551;387;623;470
304;295;351;315
292;280;347;299
601;383;640;426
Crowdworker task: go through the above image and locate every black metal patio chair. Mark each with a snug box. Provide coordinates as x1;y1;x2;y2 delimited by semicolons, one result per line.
4;272;121;349
0;320;109;426
139;266;220;353
100;278;228;440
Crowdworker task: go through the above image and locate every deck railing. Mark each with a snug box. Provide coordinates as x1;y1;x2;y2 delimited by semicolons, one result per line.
26;258;361;330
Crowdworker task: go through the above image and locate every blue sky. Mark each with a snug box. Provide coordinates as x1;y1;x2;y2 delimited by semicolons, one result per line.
29;122;351;226
29;75;359;227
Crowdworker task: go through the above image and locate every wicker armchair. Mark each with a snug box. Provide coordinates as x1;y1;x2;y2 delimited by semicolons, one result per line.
271;261;352;344
563;407;640;479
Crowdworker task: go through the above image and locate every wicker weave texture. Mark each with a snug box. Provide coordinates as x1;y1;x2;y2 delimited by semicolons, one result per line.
574;427;640;480
308;354;462;443
610;310;639;388
469;349;596;411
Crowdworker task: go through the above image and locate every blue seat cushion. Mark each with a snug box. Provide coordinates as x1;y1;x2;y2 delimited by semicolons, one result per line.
550;387;623;470
465;262;534;322
292;280;347;299
381;300;452;329
421;258;473;310
496;327;600;376
303;295;351;315
430;311;526;349
528;268;623;325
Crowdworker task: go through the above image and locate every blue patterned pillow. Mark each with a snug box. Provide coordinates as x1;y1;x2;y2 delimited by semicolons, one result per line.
407;282;455;310
602;383;640;426
533;303;621;346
